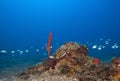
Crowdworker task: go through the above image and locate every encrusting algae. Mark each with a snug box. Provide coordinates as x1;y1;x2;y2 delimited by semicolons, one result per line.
114;72;120;79
12;32;120;81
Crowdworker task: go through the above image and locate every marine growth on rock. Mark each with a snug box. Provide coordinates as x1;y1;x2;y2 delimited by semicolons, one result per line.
13;33;120;81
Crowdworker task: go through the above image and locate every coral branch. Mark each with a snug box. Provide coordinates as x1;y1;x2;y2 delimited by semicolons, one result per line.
46;32;52;56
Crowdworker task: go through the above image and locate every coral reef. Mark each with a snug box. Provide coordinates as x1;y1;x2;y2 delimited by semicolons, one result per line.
12;42;120;81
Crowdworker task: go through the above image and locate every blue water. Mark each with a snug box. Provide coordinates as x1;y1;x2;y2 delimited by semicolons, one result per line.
0;0;120;80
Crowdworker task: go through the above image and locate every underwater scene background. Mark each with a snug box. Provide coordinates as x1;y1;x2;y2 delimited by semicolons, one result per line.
0;0;120;80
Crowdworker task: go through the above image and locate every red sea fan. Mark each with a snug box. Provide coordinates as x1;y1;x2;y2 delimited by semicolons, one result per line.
46;32;52;56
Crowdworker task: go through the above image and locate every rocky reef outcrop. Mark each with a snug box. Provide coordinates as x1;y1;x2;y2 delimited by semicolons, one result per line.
13;42;120;81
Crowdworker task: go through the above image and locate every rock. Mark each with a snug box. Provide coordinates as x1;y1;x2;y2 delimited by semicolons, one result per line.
13;42;120;81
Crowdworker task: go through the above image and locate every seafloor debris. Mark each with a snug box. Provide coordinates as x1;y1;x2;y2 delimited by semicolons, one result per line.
12;42;120;81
